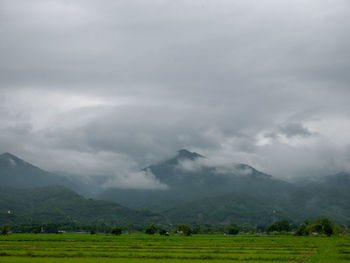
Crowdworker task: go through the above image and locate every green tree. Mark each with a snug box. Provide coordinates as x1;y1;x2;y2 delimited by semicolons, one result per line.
177;224;192;236
111;227;122;235
312;220;323;234
159;229;169;236
45;223;59;234
1;224;10;235
228;223;239;235
296;218;338;236
321;218;333;237
296;219;313;236
268;219;290;233
145;223;157;235
192;225;200;234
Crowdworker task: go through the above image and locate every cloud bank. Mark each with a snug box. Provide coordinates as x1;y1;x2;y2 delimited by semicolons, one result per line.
1;0;350;186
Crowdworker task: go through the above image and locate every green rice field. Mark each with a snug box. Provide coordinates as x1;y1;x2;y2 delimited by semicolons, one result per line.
1;234;350;262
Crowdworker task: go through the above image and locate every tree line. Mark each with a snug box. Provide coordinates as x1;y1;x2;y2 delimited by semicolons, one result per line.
1;217;348;236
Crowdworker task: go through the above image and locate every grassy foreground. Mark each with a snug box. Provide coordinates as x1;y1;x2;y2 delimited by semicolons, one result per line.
1;234;350;262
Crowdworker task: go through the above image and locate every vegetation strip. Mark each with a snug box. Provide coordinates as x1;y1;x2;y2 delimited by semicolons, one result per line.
1;234;349;262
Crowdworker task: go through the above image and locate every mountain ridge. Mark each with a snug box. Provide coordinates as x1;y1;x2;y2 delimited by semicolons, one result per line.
98;149;296;212
2;151;350;226
0;185;166;225
0;152;78;190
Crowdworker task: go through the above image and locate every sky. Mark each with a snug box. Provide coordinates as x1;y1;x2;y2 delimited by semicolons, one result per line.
1;0;350;187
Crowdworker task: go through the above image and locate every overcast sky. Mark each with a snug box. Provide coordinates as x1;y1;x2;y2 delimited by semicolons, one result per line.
1;0;350;186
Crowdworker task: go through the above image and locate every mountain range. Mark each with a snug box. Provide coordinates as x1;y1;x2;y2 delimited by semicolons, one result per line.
1;150;350;226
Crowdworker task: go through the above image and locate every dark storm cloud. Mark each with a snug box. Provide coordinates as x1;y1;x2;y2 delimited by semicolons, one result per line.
1;0;350;185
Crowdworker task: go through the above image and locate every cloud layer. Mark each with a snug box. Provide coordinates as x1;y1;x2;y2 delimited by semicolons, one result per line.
1;0;350;186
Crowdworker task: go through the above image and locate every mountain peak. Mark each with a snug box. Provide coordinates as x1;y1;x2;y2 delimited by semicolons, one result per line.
1;152;17;158
0;152;30;168
176;149;203;160
0;152;24;166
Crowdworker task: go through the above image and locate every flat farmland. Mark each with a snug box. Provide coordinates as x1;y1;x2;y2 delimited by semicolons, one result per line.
1;234;350;262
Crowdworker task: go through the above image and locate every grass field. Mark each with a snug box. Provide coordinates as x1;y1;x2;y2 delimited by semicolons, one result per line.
1;234;350;262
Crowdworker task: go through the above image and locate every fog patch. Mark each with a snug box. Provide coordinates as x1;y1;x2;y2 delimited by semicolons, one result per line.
102;169;168;190
24;149;169;190
177;159;205;172
8;158;17;167
233;164;254;175
177;155;256;177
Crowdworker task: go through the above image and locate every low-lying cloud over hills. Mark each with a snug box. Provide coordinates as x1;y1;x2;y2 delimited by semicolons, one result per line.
1;0;350;186
2;150;350;226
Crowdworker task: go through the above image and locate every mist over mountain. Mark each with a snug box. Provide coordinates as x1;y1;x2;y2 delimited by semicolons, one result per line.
1;1;350;190
97;149;294;210
1;150;350;226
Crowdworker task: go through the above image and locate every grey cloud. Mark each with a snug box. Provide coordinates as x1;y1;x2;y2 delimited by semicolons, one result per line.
3;123;33;135
278;123;313;138
1;0;350;185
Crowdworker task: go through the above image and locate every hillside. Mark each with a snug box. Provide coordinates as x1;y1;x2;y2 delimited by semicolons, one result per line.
164;172;350;226
2;151;350;227
0;153;77;189
285;172;350;223
163;191;285;226
0;185;166;225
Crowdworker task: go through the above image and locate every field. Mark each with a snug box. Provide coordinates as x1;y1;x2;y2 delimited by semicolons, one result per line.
1;234;350;262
